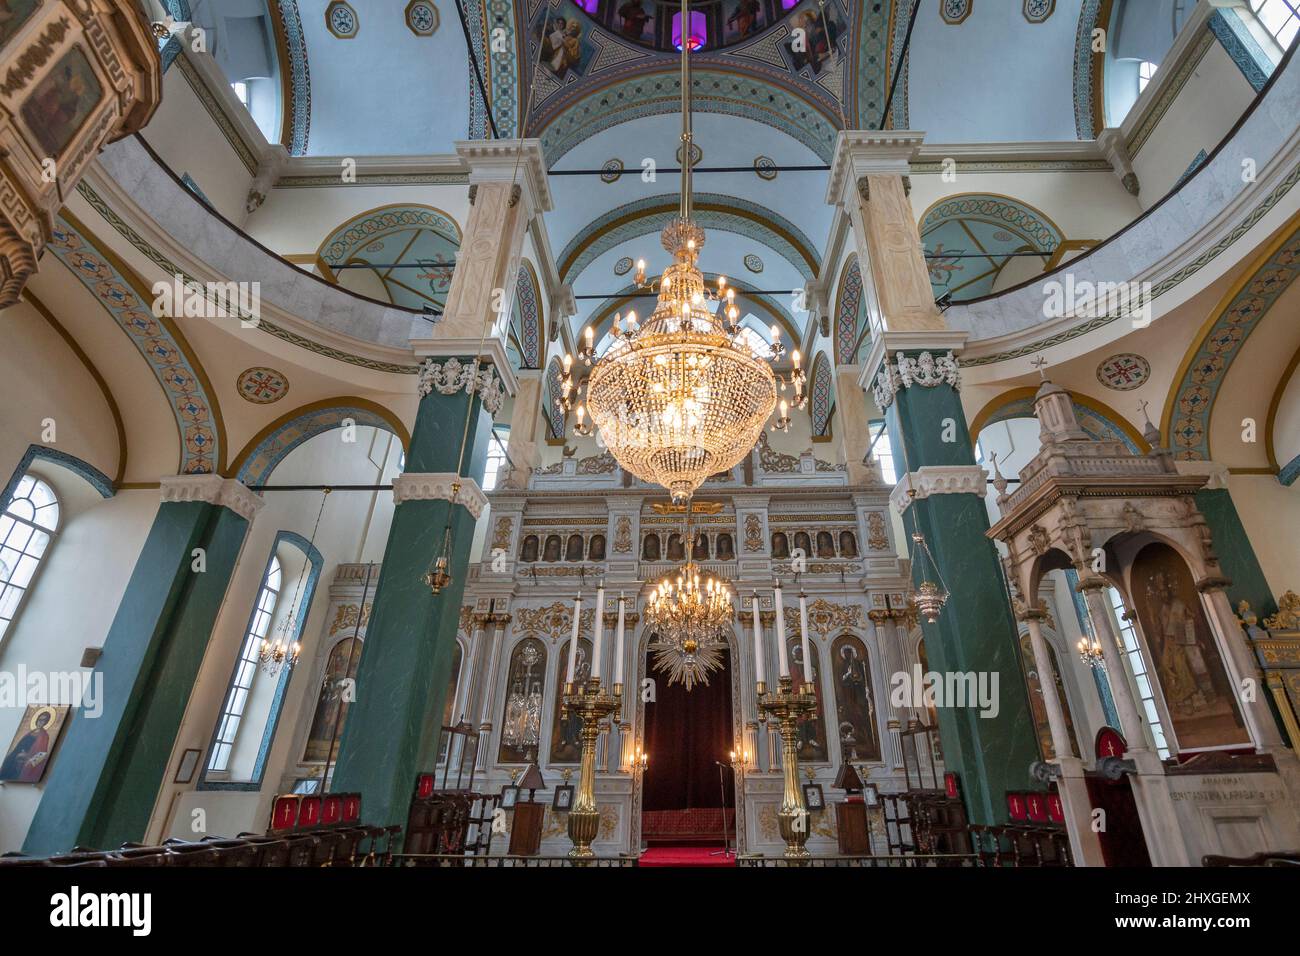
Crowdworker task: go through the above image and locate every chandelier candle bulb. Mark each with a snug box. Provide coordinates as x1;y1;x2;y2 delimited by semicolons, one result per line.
752;591;765;689
614;593;626;690
591;586;606;681
567;593;582;688
774;584;789;678
798;591;811;694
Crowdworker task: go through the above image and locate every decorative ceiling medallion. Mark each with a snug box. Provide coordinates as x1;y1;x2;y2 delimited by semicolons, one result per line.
754;156;778;181
743;253;764;274
613;256;634;276
237;367;291;405
326;2;358;39
941;0;972;25
675;142;703;168
600;158;624;183
405;0;439;36
1096;353;1150;392
1023;0;1055;23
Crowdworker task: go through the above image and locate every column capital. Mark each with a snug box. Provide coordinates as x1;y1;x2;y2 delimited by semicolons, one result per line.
392;473;487;518
454;139;553;216
825;130;927;205
159;475;264;522
411;349;516;403
890;465;988;514
859;330;970;394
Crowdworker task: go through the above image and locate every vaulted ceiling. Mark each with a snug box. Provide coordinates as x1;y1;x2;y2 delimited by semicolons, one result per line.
224;0;1105;337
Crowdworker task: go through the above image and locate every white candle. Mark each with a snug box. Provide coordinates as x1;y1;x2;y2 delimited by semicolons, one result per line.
567;594;582;685
798;592;811;691
591;586;606;681
774;584;789;678
614;594;626;687
751;592;765;686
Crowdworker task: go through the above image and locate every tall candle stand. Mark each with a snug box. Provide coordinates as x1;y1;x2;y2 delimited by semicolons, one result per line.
757;674;818;859
562;676;620;858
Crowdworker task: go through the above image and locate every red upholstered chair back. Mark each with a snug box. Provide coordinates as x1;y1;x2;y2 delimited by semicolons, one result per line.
1006;792;1028;822
342;793;362;824
299;795;323;828
270;794;302;832
416;774;435;799
322;794;343;826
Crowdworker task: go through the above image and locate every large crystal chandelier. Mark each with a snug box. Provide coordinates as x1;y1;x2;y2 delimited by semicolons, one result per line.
645;557;733;690
579;0;784;503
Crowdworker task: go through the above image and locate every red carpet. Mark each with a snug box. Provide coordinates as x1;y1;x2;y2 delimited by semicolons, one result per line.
639;846;737;867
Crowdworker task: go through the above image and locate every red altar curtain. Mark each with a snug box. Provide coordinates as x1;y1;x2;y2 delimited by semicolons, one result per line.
643;651;732;811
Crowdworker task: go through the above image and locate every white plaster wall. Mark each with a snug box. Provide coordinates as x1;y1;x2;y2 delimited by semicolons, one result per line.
1130;42;1257;206
0;301;121;488
139;60;257;227
245;182;471;262
1228;473;1300;599
1273;361;1300;467
0;482;159;853
909;171;1141;251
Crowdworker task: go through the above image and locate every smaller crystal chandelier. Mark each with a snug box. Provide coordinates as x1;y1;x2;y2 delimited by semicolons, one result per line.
260;490;329;676
259;623;301;677
645;559;733;690
909;531;950;624
1077;636;1106;669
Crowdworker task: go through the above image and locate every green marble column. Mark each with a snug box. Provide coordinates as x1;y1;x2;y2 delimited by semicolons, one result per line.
878;349;1041;826
1196;487;1277;618
331;362;495;833
24;478;258;856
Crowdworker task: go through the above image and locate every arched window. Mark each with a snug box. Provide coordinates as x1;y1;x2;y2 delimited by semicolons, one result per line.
207;555;283;774
0;475;60;644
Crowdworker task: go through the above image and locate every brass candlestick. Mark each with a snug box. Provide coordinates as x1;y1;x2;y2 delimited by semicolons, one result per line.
561;677;619;859
757;674;818;859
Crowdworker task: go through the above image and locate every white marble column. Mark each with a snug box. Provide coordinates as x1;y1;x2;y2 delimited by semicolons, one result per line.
503;370;543;488
1078;579;1149;752
868;609;904;768
1024;613;1073;760
475;613;510;770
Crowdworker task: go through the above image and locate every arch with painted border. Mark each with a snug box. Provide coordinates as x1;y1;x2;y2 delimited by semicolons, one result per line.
513;260;544;371
226;397;411;486
543;357;567;441
556;193;820;285
1162;212;1300;464
314;203;463;311
532;67;841;165
833;254;868;366
969;387;1149;454
809;351;835;439
2;446;115;507
918;192;1064;302
46;214;226;476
